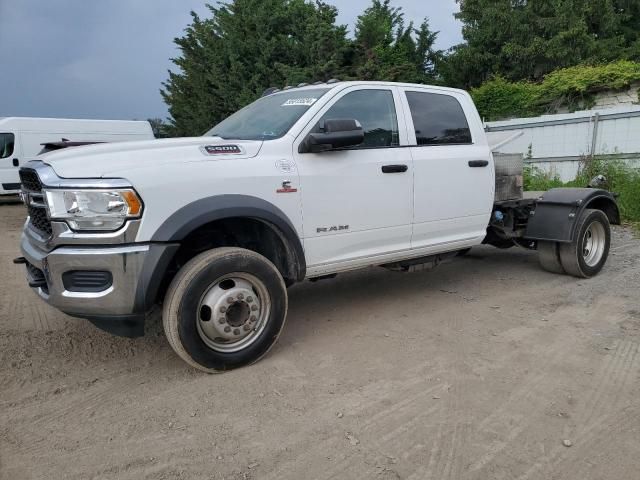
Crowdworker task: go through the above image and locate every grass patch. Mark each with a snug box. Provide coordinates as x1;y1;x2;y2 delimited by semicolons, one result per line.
524;156;640;229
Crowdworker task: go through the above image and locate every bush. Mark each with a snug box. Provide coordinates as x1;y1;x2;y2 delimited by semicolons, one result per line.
524;156;640;228
472;61;640;120
522;164;564;192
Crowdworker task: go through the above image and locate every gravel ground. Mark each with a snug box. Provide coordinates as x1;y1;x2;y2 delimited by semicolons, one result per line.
1;203;639;480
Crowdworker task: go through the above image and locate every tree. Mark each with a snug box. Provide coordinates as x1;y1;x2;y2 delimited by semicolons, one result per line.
147;118;171;138
161;0;351;137
351;0;441;84
444;0;640;88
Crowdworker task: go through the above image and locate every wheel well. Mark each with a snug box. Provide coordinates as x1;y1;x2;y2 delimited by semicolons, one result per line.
155;217;300;304
585;197;620;225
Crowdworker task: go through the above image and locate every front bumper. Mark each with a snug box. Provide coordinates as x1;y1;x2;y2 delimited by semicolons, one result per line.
20;232;153;337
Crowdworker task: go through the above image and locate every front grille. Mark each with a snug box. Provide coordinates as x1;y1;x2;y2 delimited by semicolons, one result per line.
19;169;42;192
19;167;53;237
28;204;53;236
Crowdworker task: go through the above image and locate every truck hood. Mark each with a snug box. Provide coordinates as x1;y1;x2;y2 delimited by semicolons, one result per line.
40;137;263;178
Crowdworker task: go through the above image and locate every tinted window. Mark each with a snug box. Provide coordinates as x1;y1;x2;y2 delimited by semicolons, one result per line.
206;88;330;140
316;89;399;148
406;92;472;145
0;133;14;159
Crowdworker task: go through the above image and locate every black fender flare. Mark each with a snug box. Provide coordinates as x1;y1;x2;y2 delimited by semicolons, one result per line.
136;195;306;314
524;188;620;243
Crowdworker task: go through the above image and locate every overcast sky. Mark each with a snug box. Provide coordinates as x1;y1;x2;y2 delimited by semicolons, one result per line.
0;1;462;121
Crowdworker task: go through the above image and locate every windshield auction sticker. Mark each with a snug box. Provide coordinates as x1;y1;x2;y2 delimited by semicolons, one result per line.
282;98;318;107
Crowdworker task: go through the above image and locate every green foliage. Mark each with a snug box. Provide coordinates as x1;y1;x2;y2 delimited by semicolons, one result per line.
573;157;640;224
471;77;543;121
161;1;640;135
147;118;170;138
446;0;640;88
524;156;640;225
471;61;640;120
352;1;441;84
523;165;564;192
162;0;441;136
162;0;352;136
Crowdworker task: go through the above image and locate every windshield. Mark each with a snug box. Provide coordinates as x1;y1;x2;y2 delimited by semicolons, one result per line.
205;88;330;140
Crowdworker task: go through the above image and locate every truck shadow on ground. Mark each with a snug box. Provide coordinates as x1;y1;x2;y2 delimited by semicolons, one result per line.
4;245;569;379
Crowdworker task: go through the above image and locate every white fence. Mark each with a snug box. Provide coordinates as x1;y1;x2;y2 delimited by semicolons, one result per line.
486;105;640;181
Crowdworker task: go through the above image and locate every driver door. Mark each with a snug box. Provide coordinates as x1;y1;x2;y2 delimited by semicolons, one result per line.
293;86;413;274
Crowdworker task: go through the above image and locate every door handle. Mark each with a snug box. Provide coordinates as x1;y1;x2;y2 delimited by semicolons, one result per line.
468;160;489;168
13;158;19;167
382;164;408;174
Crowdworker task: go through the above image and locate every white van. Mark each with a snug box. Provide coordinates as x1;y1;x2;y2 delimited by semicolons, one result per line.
0;117;154;195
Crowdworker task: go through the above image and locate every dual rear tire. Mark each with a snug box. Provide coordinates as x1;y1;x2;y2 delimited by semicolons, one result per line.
537;209;611;278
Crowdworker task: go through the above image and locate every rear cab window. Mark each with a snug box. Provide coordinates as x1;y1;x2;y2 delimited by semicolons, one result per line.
405;91;472;146
0;133;15;158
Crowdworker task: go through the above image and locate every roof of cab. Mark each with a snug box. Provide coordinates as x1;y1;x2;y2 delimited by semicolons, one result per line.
263;80;469;97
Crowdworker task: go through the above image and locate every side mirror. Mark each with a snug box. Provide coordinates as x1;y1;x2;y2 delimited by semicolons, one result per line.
300;119;364;153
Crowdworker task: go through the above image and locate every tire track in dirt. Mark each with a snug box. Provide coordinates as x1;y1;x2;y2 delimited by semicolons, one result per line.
257;369;448;480
1;370;151;459
464;302;639;479
515;404;640;480
312;383;447;479
514;339;640;480
405;311;472;480
460;304;584;477
577;339;637;427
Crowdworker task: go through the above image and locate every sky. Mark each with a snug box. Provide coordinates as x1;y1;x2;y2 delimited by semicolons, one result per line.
0;0;462;121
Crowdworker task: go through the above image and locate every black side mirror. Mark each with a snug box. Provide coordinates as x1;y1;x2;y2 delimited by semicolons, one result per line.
300;118;364;153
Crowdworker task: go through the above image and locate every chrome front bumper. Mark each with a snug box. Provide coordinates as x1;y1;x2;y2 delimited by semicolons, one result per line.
20;231;150;318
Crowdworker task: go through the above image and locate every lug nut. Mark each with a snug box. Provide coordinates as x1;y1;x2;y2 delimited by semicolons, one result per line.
233;328;240;335
219;318;226;324
250;315;257;322
219;306;227;313
251;304;258;311
227;297;235;304
243;325;251;331
246;296;253;303
224;326;231;333
237;293;244;300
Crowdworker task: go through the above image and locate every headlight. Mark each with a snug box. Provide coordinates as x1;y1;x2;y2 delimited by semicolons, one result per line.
44;189;143;231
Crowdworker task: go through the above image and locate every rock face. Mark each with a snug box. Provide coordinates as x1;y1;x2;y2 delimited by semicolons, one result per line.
555;81;640;113
592;81;640;110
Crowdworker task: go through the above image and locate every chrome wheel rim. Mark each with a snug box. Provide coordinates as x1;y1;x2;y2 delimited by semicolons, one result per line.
196;273;270;353
582;221;606;267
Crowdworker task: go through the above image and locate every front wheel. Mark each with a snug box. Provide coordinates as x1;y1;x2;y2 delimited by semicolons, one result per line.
558;209;611;278
163;247;288;372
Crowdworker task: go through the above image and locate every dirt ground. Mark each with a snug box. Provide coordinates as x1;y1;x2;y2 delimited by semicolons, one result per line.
1;202;639;480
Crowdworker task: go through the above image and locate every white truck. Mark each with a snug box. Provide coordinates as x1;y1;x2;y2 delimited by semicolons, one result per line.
0;117;154;195
15;81;620;372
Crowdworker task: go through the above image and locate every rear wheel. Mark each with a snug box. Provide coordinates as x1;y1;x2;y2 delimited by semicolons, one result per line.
558;209;610;278
163;247;288;372
538;241;565;274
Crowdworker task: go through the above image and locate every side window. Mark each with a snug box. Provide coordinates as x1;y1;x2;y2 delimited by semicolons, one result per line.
0;133;15;159
316;89;399;148
405;92;472;146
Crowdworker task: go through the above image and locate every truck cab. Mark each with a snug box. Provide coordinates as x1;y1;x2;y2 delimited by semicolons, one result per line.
15;81;619;372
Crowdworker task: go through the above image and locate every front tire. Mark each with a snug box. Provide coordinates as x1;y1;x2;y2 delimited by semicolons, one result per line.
558;209;611;278
163;247;288;372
